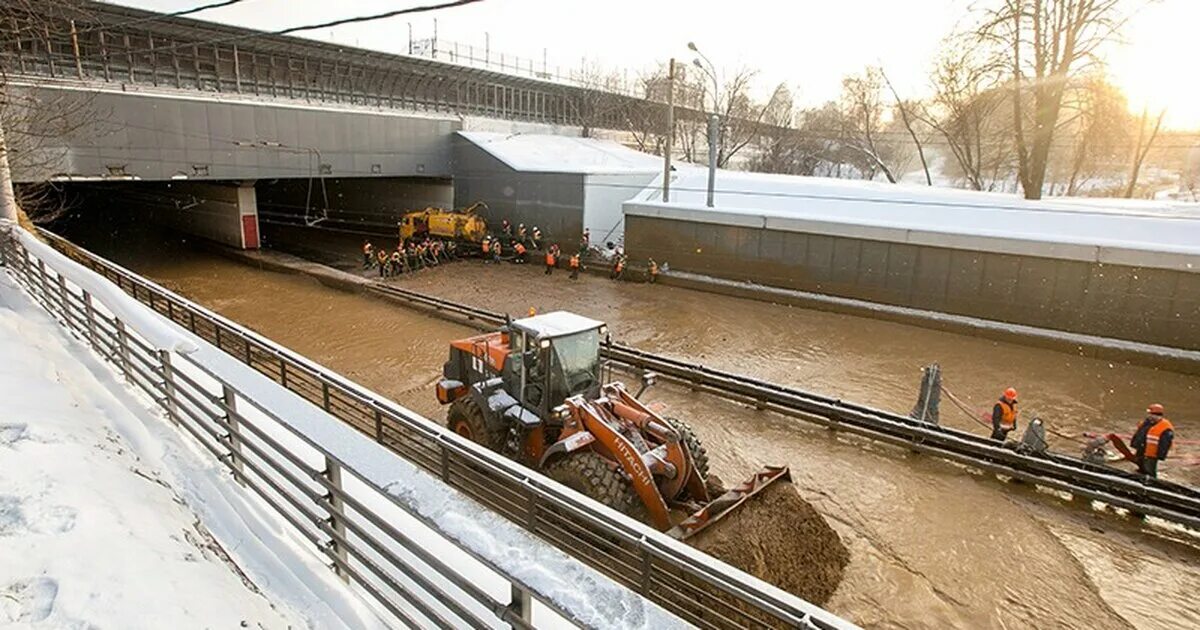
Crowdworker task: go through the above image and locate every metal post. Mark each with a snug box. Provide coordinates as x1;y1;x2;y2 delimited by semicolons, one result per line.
116;320;131;379
83;291;97;345
223;384;245;485
663;58;675;203
232;44;242;92
69;20;83;79
324;456;349;582
158;349;179;424
706;114;719;208
508;585;532;627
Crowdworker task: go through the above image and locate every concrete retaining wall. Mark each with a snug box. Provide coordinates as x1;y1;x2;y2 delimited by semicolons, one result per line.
624;214;1200;350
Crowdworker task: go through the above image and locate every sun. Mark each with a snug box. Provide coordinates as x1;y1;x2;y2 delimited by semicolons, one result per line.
1107;2;1200;130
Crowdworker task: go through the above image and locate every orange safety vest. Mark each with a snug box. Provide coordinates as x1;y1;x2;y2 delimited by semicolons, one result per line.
545;252;556;266
1144;417;1175;459
569;255;580;269
649;262;659;275
376;250;387;262
481;240;490;254
997;399;1017;430
515;243;526;254
615;259;625;272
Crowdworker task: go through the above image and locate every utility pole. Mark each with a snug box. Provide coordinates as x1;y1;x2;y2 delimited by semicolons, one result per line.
0;120;18;223
706;114;718;208
662;58;675;203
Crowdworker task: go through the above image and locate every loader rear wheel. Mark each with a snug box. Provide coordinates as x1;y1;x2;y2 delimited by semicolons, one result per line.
666;417;710;480
447;398;505;452
545;451;648;523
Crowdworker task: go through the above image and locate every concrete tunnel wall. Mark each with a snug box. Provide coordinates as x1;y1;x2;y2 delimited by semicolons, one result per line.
622;214;1200;350
452;136;586;242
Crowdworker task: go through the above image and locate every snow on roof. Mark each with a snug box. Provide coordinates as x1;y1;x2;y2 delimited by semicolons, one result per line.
458;131;663;175
513;311;606;338
625;168;1200;262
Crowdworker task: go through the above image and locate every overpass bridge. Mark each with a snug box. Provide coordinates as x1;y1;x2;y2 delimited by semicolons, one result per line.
0;1;697;248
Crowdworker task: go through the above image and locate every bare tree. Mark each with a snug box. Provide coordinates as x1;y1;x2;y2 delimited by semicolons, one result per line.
837;67;907;182
1061;75;1132;194
880;68;932;185
1124;106;1166;198
975;0;1134;199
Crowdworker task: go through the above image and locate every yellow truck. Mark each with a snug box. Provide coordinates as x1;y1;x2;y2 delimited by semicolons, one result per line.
399;202;489;244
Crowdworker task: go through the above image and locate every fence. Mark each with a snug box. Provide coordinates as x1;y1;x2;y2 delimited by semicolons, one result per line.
4;226;853;629
0;225;697;629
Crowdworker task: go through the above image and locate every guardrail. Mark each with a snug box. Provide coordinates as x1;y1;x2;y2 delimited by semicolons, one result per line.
354;279;1200;533
0;228;645;628
23;228;851;629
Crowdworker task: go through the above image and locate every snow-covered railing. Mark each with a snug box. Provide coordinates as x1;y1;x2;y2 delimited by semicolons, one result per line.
0;224;700;629
6;226;856;630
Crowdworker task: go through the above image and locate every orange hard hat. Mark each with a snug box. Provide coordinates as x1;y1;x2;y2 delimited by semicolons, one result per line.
1004;387;1018;400
1147;403;1165;415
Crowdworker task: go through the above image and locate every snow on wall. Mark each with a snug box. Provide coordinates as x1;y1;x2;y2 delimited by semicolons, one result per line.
458;131;663;175
625;169;1200;263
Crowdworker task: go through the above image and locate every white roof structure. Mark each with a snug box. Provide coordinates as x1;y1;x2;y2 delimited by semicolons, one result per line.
458;131;663;175
625;168;1200;270
513;311;606;338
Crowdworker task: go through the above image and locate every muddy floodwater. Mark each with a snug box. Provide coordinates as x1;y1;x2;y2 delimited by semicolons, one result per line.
66;225;1200;629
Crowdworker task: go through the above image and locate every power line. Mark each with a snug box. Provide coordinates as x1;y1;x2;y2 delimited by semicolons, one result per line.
79;0;254;35
115;0;487;58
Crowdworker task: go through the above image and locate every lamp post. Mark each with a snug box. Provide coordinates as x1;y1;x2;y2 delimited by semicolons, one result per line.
688;42;720;208
662;58;675;203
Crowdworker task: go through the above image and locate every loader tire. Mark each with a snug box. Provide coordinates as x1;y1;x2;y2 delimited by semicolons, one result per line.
545;451;648;523
447;398;505;452
666;417;710;481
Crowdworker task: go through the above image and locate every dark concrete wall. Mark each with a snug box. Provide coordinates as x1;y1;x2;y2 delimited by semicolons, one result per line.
255;176;452;234
452;137;585;241
625;215;1200;350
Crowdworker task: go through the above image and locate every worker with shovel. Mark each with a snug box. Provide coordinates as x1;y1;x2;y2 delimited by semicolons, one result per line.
1131;404;1175;478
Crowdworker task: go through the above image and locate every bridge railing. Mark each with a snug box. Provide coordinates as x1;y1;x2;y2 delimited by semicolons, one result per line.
0;224;709;629
6;227;854;629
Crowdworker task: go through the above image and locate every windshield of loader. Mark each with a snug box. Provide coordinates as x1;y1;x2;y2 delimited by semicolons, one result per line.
547;330;601;405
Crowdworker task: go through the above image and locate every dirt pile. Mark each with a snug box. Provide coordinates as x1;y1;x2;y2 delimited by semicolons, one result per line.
688;482;848;606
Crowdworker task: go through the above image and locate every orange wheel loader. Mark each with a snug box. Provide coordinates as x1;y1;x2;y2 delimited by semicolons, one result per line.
435;311;790;539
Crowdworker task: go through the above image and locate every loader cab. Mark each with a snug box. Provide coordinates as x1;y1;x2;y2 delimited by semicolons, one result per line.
508;311;607;417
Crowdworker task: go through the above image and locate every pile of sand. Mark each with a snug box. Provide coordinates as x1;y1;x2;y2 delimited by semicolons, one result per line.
688;481;848;605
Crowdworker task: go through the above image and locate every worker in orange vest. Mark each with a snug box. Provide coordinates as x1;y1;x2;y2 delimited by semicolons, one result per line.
513;241;527;264
610;254;626;280
376;248;389;278
1131;404;1175;478
481;237;491;263
648;258;659;284
990;387;1018;442
569;253;581;280
492;240;502;265
362;241;374;269
544;246;557;275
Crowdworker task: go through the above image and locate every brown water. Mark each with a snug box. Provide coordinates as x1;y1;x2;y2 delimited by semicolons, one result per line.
68;227;1200;629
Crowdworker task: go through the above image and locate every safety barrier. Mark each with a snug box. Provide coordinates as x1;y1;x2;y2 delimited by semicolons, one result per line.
17;226;852;629
1;228;671;628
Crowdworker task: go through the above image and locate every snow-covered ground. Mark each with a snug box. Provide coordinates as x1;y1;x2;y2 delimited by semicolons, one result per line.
0;271;381;629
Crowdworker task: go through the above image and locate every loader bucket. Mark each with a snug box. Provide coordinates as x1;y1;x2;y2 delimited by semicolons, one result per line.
667;465;792;540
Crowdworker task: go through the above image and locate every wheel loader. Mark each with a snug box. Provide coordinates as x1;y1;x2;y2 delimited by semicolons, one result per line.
435;310;790;539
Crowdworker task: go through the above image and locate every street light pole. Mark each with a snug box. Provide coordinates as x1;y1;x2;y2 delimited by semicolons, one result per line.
663;58;675;203
706;114;718;208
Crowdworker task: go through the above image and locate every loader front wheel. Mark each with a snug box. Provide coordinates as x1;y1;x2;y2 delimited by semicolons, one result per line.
447;398;505;452
666;417;710;481
545;451;648;523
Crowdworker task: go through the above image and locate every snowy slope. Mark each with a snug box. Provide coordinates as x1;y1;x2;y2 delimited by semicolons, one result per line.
0;272;382;629
459;131;663;174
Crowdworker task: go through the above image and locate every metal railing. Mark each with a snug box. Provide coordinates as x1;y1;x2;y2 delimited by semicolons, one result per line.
0;228;618;628
18;228;851;629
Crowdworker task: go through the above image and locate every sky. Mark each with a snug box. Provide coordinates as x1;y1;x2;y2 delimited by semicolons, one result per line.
122;0;1200;129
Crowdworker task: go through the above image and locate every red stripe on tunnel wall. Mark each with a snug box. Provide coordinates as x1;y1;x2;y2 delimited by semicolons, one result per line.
242;215;260;249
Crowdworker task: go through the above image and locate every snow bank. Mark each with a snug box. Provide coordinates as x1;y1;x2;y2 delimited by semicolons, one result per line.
3;221;197;354
627;169;1200;260
0;273;379;629
459;131;663;175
